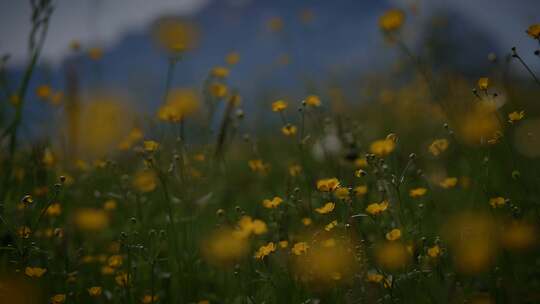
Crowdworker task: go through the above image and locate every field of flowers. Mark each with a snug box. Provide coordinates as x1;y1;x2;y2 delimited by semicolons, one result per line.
1;1;540;303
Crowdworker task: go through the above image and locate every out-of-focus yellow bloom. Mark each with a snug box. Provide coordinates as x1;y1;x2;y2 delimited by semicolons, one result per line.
427;245;441;258
500;220;537;251
428;138;449;156
74;209;109;231
379;9;405;32
143;140;159;153
353;185;368;197
262;196;283;209
443;213;496;274
354;157;368;168
153;17;198;52
299;9;315;24
25;267;47;278
235;216;267;238
370;139;395;156
51;294;66;304
526;24;540;39
88;286;102;297
365;200;389;215
334;187;350;200
315;202;335;214
279;240;289;248
366;272;384;283
17;226;31;239
489;197;506;208
316;178;340;192
439;177;458;189
107;255;123;268
133;170;157;192
281;124;297;136
209;82;228;98
267;17;283;32
409;187;427;198
118;128;143;150
271;100;287;112
115;272;129;287
304;95;321;107
302;217;312;226
36;84;52;99
50;91;63;105
201;228;249;266
142;295;159;304
46;203;62;217
386;229;402;241
88;47;103;60
293;240;357;285
103;199;117;211
477;77;489;90
42;148;55;167
375;241;410;270
248;159;269;173
324;220;338;231
158;88;200;123
254;242;276;259
459;102;500;145
292;242;309;255
9;94;20;106
508;111;525;123
288;164;302;177
211;66;229;78
225;51;240;65
198;301;210;304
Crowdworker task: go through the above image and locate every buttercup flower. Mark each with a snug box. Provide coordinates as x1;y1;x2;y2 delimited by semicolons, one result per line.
262;196;283;209
315;202;335;214
254;242;276;259
428;139;449;156
409;187;427;198
526;24;540;39
271;100;288;112
379;9;405;32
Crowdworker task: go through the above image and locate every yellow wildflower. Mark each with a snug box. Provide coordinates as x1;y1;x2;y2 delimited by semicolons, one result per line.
115;272;129;287
439;177;458;189
271;100;287;112
133;170;157;192
379;9;405;32
508;111;524;123
209;82;228;98
36;84;52;99
370;139;395;156
316;177;340;192
142;295;159;304
304;95;321;107
225;51;240;65
103;199;117;211
254;242;276;259
88;47;103;60
409;187;427;198
288;164;302;177
108;255;123;268
366;273;384;283
334;187;350;200
489;197;506;208
428;138;449;156
235;216;267;238
526;24;540;39
281;124;297;136
51;294;66;304
354;157;368;168
477;77;489;90
211;66;229;78
365;200;389;215
427;245;441;258
353;185;368;197
248;159;269;173
385;228;402;241
302;217;312;226
74;209;109;231
315;202;335;214
46;203;62;217
25;267;47;278
143;140;159;152
17;226;31;239
88;286;102;297
262;196;283;209
292;242;309;255
279;240;289;248
324;220;338;231
157;89;200;123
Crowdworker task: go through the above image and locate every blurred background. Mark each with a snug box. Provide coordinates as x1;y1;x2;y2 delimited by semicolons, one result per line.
1;0;539;141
